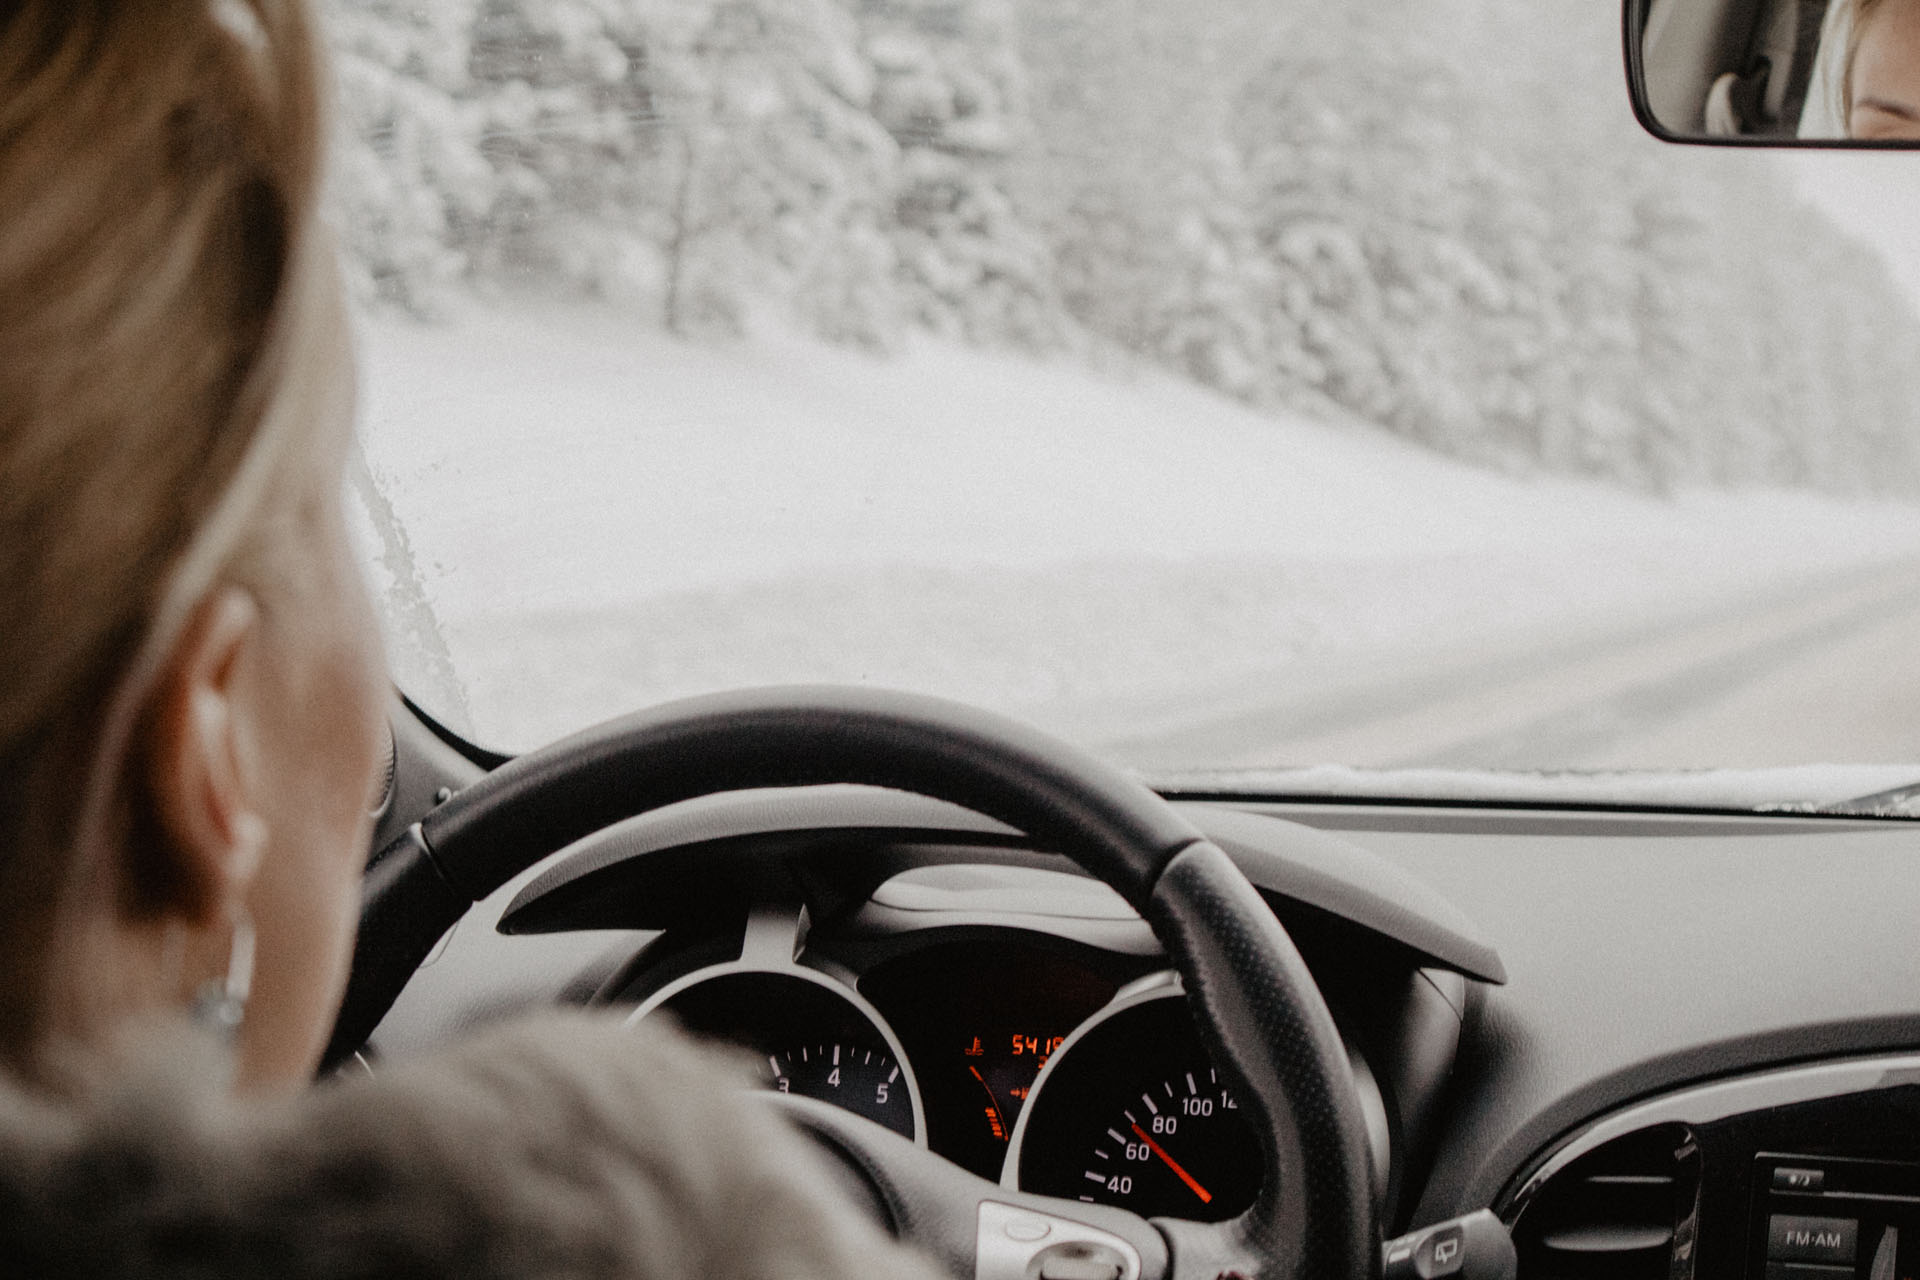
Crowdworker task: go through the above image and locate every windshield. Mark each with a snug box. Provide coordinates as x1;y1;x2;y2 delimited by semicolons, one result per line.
333;0;1920;807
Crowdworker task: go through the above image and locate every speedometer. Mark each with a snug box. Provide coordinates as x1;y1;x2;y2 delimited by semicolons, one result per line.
1009;992;1262;1222
1080;1066;1260;1218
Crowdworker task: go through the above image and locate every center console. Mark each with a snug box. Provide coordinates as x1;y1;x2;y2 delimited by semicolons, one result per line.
1500;1054;1920;1280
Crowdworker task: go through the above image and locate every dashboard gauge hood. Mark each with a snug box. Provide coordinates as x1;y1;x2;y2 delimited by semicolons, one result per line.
495;785;1507;985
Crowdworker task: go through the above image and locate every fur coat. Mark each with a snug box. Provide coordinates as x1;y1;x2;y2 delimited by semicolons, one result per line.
0;1013;950;1279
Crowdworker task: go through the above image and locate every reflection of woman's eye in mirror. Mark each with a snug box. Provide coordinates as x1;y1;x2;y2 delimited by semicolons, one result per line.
1632;0;1920;143
1849;0;1920;138
1851;98;1920;139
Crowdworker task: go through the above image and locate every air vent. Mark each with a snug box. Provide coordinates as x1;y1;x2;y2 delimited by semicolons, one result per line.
1509;1123;1701;1280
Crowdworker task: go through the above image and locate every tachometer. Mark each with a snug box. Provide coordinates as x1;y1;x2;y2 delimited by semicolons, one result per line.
1009;990;1261;1222
630;967;925;1144
767;1040;915;1137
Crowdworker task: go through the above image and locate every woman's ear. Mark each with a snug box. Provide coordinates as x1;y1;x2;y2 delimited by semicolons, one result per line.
140;585;268;926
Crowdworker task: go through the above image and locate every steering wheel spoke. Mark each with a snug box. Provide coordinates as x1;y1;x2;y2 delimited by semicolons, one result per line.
772;1093;1168;1280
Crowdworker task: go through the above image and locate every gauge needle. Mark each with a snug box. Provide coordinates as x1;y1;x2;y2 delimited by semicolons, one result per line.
970;1066;1008;1139
1130;1122;1213;1204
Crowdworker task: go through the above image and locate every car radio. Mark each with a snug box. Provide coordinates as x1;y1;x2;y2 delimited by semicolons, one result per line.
1505;1063;1920;1280
1753;1156;1917;1280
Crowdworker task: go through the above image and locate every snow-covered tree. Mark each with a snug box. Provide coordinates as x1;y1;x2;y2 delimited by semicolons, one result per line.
324;0;490;310
320;0;1920;495
860;0;1059;345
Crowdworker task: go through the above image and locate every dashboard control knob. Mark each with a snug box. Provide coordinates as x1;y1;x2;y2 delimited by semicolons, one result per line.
975;1201;1140;1280
1773;1167;1826;1192
1033;1241;1126;1280
1004;1216;1052;1243
1382;1210;1516;1280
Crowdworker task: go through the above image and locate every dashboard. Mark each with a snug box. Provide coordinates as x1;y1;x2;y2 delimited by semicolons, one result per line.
372;702;1920;1275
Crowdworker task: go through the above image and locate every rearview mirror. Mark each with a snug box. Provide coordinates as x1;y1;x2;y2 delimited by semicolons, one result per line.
1628;0;1920;144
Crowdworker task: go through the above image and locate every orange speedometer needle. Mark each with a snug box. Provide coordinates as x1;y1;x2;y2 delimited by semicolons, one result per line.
1130;1122;1213;1204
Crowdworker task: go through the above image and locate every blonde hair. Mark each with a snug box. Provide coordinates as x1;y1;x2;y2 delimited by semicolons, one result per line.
0;0;330;1053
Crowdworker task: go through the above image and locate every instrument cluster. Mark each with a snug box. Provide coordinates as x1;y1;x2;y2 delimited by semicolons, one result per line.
622;920;1315;1222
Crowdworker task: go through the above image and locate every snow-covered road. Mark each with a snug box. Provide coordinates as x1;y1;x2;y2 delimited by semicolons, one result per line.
1105;554;1920;771
352;306;1920;783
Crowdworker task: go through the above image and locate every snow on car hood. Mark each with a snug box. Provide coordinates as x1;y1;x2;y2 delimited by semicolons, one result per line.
1154;763;1920;815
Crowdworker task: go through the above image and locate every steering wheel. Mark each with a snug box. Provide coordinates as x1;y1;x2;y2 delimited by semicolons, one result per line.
324;686;1380;1280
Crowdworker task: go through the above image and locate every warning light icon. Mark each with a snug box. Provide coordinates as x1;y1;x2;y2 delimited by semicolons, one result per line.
964;1036;983;1057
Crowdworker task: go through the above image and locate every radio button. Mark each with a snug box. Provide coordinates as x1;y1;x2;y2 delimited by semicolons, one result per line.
1769;1215;1859;1265
1772;1167;1826;1193
1765;1265;1855;1280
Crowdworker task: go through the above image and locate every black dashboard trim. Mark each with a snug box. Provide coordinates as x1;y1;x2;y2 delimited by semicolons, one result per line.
494;787;1505;983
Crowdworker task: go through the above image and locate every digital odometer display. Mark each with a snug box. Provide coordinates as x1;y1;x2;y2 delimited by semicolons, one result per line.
861;940;1126;1179
962;1030;1067;1143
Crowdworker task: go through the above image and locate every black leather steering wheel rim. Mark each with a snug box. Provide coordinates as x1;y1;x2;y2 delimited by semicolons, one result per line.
326;685;1379;1280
